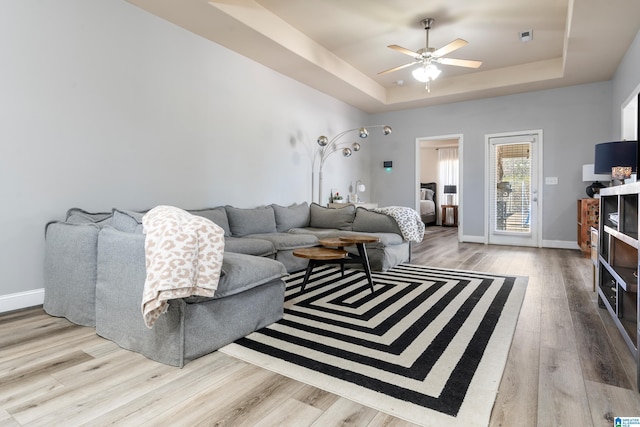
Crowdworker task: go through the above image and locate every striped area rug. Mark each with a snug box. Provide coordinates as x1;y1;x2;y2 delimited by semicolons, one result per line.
220;264;527;426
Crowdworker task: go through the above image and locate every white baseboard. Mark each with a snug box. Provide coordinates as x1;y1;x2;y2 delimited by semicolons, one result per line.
461;235;579;250
0;289;44;314
461;235;485;244
542;240;580;250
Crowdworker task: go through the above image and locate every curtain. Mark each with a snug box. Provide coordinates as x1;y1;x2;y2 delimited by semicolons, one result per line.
438;147;459;224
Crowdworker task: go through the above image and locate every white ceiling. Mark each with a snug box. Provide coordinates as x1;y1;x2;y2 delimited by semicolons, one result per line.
127;0;640;113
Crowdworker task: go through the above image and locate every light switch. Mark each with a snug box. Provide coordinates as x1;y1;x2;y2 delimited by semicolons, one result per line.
545;177;558;185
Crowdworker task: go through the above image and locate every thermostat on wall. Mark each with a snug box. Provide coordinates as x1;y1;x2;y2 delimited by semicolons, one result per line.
383;161;393;168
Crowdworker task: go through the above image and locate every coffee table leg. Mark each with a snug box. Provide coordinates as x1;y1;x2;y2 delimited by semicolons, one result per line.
355;243;375;293
301;260;317;292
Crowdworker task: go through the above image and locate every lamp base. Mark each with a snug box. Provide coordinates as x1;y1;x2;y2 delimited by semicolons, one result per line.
585;181;606;197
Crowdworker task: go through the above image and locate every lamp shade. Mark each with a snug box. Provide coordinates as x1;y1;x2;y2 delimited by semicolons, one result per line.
582;164;610;182
594;140;637;174
444;185;457;194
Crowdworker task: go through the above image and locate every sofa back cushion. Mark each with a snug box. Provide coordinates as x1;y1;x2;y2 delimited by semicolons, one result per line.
271;202;310;232
65;208;112;226
352;207;402;235
111;209;144;234
190;207;231;237
226;205;277;237
309;203;355;230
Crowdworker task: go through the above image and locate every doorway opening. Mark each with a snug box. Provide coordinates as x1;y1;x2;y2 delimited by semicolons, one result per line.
415;134;463;240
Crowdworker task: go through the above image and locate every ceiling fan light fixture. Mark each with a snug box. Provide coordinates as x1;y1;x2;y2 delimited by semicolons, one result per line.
412;64;441;83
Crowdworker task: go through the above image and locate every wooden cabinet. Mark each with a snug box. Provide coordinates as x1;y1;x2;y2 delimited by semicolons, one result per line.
598;183;639;390
577;198;600;256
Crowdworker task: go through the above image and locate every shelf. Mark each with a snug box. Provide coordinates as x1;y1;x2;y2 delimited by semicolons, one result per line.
603;225;639;249
603;261;638;293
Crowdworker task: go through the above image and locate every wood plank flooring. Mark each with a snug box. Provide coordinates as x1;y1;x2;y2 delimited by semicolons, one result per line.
1;226;638;426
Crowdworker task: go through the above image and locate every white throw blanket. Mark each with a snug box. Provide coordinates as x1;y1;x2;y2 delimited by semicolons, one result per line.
373;206;425;243
141;206;225;328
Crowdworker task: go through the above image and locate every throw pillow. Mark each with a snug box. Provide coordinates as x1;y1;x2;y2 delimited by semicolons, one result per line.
271;202;310;232
226;205;277;237
309;203;355;230
424;188;435;201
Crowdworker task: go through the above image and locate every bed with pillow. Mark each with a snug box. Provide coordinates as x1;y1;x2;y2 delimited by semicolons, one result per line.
420;182;437;225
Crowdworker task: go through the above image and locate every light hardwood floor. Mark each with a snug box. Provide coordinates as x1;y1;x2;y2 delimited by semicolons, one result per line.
1;227;638;426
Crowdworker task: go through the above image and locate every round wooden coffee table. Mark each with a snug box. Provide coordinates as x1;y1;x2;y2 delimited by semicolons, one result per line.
315;235;379;293
292;247;348;292
337;236;379;292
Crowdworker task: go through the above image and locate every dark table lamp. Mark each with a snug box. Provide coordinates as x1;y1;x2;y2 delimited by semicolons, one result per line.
444;185;457;205
594;140;637;184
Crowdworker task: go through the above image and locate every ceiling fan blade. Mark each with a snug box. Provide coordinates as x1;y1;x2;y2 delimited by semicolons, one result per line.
438;57;482;68
388;44;420;58
378;62;416;75
432;38;468;58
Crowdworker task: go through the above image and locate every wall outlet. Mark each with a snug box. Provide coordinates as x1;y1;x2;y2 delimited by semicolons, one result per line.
545;177;558;185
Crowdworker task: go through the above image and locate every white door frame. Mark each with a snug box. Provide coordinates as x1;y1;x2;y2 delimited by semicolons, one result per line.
415;133;464;241
484;129;543;247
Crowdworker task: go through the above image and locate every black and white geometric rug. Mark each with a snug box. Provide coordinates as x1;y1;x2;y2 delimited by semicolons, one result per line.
220;264;527;427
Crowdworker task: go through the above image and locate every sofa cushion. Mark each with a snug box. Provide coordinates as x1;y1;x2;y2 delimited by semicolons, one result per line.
186;252;287;302
353;207;402;235
223;236;275;257
271;202;310;232
111;209;144;234
245;232;318;251
65;208;112;226
190;207;231;237
309;203;355;230
226;206;277;237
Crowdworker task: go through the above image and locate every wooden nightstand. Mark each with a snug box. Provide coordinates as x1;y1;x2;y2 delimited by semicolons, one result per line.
441;205;458;227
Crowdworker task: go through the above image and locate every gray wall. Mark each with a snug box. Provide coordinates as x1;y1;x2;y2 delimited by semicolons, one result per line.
370;82;614;243
0;0;370;301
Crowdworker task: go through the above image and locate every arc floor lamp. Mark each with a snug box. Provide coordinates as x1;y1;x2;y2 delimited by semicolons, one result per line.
312;125;392;204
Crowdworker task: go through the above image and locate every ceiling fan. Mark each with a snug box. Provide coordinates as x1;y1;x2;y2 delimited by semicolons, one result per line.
379;18;482;91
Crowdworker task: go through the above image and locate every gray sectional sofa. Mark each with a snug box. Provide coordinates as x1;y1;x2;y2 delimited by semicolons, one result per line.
43;202;411;366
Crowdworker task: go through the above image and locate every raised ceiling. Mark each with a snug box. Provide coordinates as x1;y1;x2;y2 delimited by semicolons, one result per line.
127;0;640;113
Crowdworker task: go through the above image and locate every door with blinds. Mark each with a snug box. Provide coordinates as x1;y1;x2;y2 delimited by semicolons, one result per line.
488;132;541;247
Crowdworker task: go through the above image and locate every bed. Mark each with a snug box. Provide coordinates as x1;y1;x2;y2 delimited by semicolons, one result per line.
420;182;437;226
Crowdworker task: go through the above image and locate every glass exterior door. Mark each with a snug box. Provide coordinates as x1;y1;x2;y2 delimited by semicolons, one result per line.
489;133;540;246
